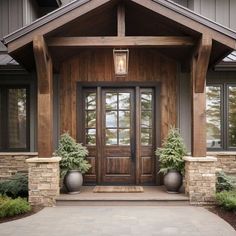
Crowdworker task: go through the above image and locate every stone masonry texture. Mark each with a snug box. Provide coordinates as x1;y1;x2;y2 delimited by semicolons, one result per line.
27;157;61;207
0;153;37;180
184;157;217;204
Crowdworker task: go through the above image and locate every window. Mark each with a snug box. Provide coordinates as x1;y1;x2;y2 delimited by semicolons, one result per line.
206;84;236;150
0;86;30;151
141;89;153;146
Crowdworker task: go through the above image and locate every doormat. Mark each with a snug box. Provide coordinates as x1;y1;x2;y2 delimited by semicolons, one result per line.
93;186;144;193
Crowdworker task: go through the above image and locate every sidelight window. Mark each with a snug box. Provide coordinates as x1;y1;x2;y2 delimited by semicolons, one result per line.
141;89;153;146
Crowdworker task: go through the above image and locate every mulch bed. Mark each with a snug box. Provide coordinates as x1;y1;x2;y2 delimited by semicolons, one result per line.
207;206;236;231
0;206;43;224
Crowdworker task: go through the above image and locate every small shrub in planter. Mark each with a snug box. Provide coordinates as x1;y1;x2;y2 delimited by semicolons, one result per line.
216;172;234;193
55;133;91;193
0;195;31;218
155;127;187;193
0;173;28;198
215;191;236;211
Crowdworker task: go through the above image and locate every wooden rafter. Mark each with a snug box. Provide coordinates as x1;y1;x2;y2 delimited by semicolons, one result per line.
47;36;194;47
33;35;53;157
117;4;125;36
194;36;212;93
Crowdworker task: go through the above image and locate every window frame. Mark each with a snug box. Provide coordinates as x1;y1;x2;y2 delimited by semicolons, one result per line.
0;84;30;152
206;82;236;151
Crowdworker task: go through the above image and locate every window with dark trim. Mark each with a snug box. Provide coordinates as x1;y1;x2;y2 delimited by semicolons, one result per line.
206;83;236;150
0;85;30;151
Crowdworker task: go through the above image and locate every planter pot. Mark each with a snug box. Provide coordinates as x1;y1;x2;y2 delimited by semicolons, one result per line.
64;170;83;194
163;170;183;193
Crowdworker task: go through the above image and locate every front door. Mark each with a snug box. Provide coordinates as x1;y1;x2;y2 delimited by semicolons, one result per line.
79;86;157;185
101;89;135;184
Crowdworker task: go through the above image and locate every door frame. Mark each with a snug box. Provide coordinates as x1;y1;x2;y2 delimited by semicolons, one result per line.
77;82;161;185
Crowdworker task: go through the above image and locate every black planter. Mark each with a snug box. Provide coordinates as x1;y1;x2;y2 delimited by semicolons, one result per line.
163;170;183;193
64;170;83;194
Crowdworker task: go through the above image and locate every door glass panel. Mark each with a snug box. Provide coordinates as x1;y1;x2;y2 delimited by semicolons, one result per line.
106;111;117;127
206;86;222;148
86;93;96;110
106;129;118;145
141;111;152;128
119;111;130;128
119;129;130;145
106;93;117;109
228;86;236;147
84;91;96;146
86;129;96;145
105;92;131;146
141;90;153;146
119;93;130;109
141;92;152;110
8;88;27;149
141;128;152;146
86;111;96;128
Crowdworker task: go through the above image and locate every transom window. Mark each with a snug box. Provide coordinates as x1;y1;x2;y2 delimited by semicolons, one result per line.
206;84;236;150
0;86;30;151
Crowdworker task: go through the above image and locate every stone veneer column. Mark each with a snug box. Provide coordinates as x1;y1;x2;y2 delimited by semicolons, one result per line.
26;157;61;207
184;156;217;204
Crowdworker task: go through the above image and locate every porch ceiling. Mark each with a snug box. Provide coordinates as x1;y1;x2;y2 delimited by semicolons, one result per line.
2;0;236;71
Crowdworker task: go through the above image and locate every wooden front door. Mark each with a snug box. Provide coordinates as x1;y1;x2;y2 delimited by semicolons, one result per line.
80;85;157;185
101;89;135;184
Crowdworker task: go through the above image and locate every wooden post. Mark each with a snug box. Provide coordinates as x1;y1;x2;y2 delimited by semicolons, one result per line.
33;35;53;157
191;35;212;157
117;4;125;36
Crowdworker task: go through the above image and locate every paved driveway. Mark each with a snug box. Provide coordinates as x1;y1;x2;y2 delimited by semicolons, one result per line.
0;206;235;236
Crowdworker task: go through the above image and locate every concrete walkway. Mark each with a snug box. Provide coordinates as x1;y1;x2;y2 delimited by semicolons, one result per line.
0;206;235;236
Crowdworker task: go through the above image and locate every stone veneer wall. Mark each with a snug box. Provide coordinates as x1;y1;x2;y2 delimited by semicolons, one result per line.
184;156;217;204
0;153;37;180
27;157;61;207
208;152;236;175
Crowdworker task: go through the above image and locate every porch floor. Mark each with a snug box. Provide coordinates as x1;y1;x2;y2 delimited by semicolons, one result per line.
56;186;189;206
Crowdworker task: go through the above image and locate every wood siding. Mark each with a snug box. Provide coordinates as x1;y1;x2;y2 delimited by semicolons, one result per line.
60;48;177;142
0;0;23;51
185;0;236;31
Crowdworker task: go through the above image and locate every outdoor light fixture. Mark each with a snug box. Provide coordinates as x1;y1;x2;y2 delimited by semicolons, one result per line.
113;49;129;76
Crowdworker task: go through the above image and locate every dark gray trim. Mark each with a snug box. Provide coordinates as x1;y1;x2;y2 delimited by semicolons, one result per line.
3;0;236;46
215;63;236;71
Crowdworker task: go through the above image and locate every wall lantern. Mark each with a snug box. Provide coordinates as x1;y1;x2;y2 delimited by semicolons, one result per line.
113;49;129;76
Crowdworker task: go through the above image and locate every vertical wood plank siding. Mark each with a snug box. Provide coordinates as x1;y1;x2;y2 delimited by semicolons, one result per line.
0;0;23;51
191;0;236;31
59;48;177;142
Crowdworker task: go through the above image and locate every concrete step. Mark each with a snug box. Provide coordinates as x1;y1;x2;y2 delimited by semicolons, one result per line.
56;186;190;206
56;199;190;206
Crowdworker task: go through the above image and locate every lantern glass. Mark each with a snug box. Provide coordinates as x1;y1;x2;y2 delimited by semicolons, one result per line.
113;49;129;76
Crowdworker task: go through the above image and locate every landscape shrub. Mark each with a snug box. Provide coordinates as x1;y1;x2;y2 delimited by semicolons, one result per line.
216;172;235;192
0;173;28;198
0;196;31;218
215;191;236;211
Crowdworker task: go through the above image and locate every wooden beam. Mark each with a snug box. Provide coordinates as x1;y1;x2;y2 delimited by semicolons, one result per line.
195;36;212;93
47;36;194;47
191;36;209;157
33;35;53;157
117;4;125;36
